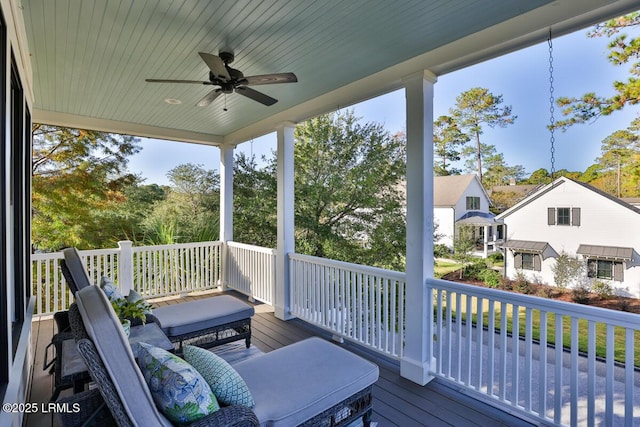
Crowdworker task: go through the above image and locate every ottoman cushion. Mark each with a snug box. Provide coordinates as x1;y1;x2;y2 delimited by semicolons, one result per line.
233;337;378;426
154;295;254;337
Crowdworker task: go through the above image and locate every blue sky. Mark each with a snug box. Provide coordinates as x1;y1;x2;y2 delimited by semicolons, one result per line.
128;26;640;186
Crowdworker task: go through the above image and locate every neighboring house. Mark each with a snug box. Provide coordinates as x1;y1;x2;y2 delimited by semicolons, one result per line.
434;174;501;257
497;177;640;297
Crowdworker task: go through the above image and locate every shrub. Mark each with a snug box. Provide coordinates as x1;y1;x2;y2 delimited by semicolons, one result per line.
538;285;556;298
513;271;531;294
478;269;501;288
463;259;488;280
571;282;591;304
434;244;452;259
487;252;504;265
616;296;631;312
591;280;613;299
499;276;513;291
551;252;585;289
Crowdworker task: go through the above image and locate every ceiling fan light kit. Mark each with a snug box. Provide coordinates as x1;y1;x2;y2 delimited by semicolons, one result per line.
146;50;297;108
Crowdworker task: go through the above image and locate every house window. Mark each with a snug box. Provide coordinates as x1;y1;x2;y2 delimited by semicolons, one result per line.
466;196;480;210
587;259;623;281
514;252;541;271
557;208;570;225
547;207;581;226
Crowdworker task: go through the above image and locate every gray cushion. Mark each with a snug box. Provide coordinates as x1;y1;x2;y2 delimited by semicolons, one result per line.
154;295;254;337
233;337;378;426
75;286;172;427
62;247;92;290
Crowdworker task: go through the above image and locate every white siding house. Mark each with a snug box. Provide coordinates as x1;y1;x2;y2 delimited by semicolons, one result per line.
497;177;640;297
434;175;499;256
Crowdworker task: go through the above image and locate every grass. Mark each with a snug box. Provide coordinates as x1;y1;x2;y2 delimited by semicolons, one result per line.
434;261;463;278
439;294;640;366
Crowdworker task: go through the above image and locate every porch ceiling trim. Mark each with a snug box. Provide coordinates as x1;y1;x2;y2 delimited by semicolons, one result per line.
33;109;224;146
576;244;634;261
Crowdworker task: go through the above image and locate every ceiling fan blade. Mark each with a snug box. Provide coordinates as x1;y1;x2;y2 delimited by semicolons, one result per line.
235;86;278;106
196;89;222;107
146;79;211;84
242;73;298;86
198;52;231;81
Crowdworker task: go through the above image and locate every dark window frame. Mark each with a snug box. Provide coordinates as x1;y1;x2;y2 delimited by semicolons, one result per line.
466;196;480;210
557;207;571;225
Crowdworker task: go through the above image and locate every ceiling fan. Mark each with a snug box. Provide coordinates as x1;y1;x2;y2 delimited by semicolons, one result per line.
146;51;298;107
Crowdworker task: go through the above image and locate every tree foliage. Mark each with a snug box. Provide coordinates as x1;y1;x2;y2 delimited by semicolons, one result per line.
555;12;640;129
32;124;142;250
450;87;517;183
143;164;220;244
293;111;406;270
433;115;468;176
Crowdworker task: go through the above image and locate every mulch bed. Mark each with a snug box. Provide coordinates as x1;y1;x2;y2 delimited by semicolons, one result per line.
441;270;640;315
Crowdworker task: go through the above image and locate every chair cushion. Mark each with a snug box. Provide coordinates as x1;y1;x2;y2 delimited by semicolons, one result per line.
100;276;125;302
183;345;255;408
233;337;379;426
137;343;220;424
62;247;92;291
154;295;254;337
74;286;172;426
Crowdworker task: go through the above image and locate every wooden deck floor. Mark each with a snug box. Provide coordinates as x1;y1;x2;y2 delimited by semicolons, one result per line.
26;291;538;427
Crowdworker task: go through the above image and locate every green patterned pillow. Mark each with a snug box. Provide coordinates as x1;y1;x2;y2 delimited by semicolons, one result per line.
184;345;255;408
100;276;124;303
137;343;219;423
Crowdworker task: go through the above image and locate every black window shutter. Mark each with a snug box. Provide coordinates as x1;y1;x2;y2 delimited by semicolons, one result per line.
547;208;556;225
572;207;581;226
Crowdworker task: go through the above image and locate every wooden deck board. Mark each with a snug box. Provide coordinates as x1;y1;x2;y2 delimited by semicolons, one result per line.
26;291;538;427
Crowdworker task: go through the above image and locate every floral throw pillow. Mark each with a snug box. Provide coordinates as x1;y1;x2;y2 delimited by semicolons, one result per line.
99;276;124;303
184;345;255;408
137;343;219;423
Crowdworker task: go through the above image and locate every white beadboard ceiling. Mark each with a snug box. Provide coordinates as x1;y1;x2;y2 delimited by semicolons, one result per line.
21;0;639;147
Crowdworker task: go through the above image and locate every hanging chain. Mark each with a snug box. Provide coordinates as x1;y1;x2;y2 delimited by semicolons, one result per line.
548;29;556;180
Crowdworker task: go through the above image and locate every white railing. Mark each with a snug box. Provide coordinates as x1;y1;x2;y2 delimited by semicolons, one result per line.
225;242;275;305
31;241;222;316
427;278;640;427
131;241;222;298
32;247;120;316
289;253;406;359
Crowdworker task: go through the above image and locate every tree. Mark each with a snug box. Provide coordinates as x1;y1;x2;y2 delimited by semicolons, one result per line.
143;164;220;243
450;87;517;183
596;125;639;197
551;252;586;289
481;150;526;188
32;124;141;250
433;115;468;176
525;168;552;185
294;111;406;270
233;153;277;247
555;12;640;129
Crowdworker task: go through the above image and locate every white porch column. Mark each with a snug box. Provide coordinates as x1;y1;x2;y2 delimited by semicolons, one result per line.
275;122;296;320
400;70;437;385
484;224;489;258
219;145;234;290
117;240;134;296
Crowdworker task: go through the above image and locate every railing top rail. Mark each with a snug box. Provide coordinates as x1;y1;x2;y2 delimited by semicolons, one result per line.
289;252;406;282
429;277;640;330
131;241;222;252
227;241;276;255
31;248;120;261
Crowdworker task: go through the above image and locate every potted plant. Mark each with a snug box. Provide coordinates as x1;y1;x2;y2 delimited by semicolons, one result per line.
111;299;152;336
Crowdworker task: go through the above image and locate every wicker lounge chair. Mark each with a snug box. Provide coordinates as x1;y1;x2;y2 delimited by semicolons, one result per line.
47;247;253;401
59;285;378;427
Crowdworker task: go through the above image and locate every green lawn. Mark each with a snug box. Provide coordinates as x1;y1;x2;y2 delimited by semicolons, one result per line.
434;261;463;278
439;294;640;366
